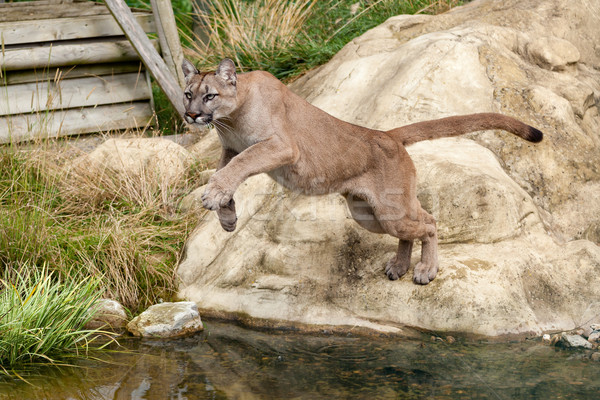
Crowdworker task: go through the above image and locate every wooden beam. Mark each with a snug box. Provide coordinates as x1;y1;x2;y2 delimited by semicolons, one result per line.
0;13;155;45
0;39;159;71
0;73;152;116
0;102;154;144
150;0;185;88
104;0;185;118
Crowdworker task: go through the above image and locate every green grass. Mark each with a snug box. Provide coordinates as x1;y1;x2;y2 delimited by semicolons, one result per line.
0;265;103;373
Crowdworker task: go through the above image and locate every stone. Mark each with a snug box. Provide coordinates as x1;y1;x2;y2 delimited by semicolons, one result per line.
177;0;600;337
127;302;204;338
557;333;593;349
591;352;600;362
85;299;128;331
588;331;600;344
523;36;580;71
542;334;552;345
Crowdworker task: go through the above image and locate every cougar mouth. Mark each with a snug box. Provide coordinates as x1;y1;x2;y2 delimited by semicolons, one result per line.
185;112;213;125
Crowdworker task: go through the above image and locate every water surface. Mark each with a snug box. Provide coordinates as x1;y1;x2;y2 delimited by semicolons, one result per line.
1;321;598;399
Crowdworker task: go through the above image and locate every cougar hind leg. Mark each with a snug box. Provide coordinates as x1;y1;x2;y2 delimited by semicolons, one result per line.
367;191;439;285
345;194;386;234
412;209;439;284
385;239;413;280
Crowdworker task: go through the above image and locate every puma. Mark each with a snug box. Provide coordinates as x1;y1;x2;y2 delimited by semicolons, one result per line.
181;58;543;285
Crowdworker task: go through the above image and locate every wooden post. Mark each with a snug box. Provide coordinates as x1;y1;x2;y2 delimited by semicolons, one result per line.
104;0;185;118
150;0;186;88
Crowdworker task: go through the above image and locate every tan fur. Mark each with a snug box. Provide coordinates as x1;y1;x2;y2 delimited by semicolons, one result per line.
182;59;543;284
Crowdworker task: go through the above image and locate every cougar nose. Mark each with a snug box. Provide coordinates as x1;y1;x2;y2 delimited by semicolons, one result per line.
185;112;200;120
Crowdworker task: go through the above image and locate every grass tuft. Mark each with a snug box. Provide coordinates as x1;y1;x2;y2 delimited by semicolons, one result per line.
0;264;103;373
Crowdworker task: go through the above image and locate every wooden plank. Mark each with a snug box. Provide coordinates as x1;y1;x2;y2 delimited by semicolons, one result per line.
105;0;185;118
150;0;185;87
0;13;155;45
0;3;111;23
4;62;144;85
0;102;155;144
0;39;159;71
0;72;151;116
0;1;152;22
0;1;77;7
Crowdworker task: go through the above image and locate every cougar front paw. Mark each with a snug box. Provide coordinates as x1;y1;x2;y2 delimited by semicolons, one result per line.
202;179;234;211
219;216;237;232
217;199;237;232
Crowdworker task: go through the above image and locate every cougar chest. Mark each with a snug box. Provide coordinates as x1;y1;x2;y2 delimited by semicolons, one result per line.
216;126;261;154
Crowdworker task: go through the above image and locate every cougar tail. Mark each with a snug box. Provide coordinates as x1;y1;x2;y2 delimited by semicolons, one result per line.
388;113;543;146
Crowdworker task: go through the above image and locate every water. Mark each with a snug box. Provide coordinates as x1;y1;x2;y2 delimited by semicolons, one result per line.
1;321;599;399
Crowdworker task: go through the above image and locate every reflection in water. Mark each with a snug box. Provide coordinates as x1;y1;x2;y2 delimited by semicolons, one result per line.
1;321;599;399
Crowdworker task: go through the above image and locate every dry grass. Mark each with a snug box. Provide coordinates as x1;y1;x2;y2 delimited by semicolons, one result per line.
183;0;465;80
185;0;316;71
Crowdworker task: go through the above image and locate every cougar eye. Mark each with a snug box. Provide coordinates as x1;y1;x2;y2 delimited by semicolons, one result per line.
204;93;217;102
185;92;192;100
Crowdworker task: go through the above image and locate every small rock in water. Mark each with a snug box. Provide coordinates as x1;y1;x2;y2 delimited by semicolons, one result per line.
557;333;593;349
587;331;600;344
127;301;203;338
542;334;552;344
590;352;600;362
446;336;456;344
85;299;128;331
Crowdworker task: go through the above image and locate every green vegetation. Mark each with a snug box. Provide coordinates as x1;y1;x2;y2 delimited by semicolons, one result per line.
0;265;102;373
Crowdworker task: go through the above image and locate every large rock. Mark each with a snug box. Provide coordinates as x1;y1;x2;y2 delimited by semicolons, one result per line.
177;0;600;337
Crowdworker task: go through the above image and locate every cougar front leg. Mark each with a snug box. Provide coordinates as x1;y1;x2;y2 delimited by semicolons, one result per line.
202;136;298;210
202;146;238;214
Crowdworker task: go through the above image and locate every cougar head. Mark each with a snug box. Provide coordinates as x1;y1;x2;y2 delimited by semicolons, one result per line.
181;58;238;126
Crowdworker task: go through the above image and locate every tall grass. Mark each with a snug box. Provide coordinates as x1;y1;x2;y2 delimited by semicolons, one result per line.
0;265;102;372
0;141;205;314
185;0;464;80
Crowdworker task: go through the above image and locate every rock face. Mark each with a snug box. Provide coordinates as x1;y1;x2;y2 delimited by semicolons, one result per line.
127;302;204;338
178;0;600;337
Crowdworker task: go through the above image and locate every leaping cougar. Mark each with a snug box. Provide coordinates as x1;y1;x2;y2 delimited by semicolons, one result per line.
182;58;543;285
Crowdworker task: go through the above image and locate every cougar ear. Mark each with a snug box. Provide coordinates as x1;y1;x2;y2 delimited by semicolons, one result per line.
182;59;199;84
216;58;237;86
